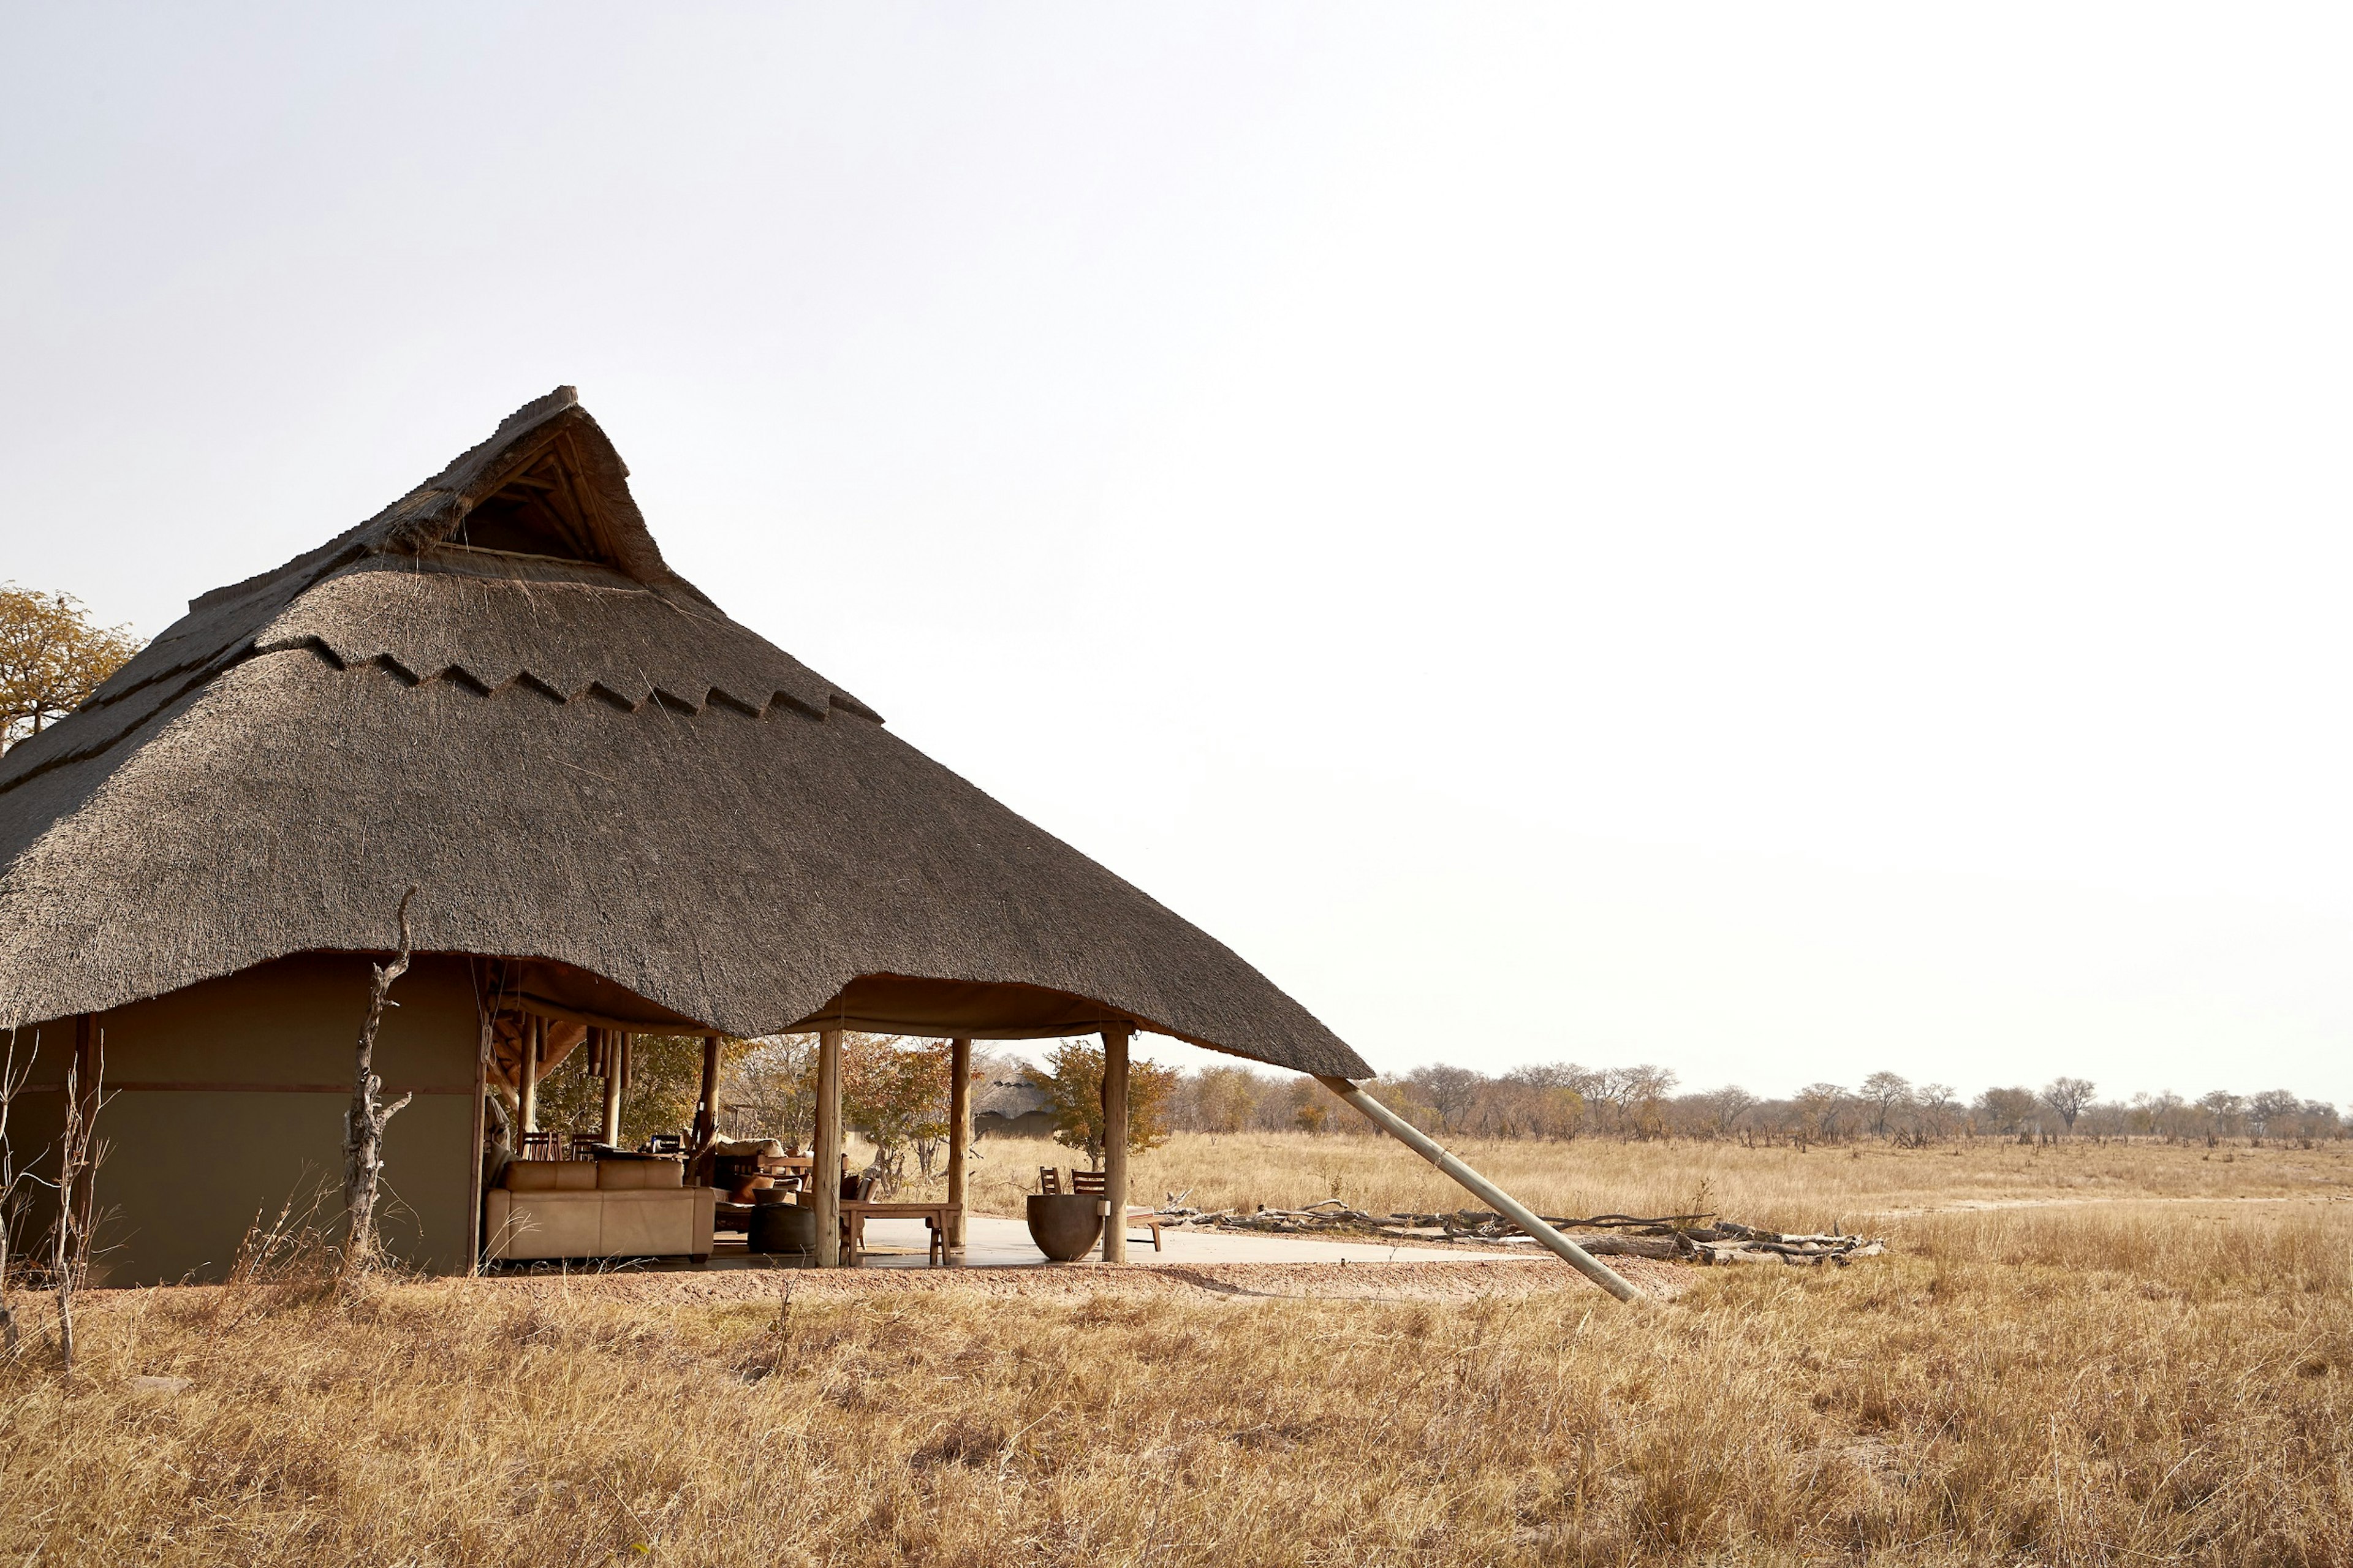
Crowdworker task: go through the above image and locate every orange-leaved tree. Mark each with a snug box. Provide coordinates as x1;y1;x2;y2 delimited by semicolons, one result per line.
0;585;140;751
842;1035;954;1188
1020;1038;1175;1168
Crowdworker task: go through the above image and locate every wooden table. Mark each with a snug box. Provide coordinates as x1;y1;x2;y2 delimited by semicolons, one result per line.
840;1200;956;1265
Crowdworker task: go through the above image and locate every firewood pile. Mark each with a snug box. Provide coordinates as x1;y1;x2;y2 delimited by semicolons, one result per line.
1149;1196;1882;1267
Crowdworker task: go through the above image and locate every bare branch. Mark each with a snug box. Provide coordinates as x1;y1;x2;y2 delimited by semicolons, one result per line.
343;887;419;1274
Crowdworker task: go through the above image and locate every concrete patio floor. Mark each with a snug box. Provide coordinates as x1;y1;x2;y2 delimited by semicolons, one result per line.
703;1213;1533;1270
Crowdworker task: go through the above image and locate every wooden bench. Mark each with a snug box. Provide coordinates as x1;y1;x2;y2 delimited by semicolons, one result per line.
1067;1168;1164;1252
841;1200;957;1265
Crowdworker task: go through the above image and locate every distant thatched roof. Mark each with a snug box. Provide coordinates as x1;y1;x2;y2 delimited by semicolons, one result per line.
0;389;1371;1078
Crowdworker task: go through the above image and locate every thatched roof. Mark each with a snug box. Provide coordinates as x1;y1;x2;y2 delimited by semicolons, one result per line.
0;389;1371;1078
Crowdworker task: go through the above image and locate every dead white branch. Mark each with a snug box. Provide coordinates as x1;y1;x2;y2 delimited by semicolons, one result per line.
342;887;417;1274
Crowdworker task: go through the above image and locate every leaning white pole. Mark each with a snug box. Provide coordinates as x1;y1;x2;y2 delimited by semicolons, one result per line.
1314;1075;1643;1304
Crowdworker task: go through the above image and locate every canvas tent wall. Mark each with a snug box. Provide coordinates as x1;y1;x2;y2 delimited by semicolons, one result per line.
7;956;480;1284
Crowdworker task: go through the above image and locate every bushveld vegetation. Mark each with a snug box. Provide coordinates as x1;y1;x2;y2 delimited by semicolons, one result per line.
2;1132;2347;1565
1173;1060;2347;1149
513;1034;2347;1202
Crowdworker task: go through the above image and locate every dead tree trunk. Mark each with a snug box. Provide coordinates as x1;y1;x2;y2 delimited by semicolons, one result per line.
342;888;417;1274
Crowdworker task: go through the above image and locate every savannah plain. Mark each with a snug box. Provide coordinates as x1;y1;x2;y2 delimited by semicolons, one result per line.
5;1131;2349;1566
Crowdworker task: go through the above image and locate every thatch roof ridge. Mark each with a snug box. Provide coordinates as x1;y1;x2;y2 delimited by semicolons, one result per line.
0;390;776;798
0;392;1372;1080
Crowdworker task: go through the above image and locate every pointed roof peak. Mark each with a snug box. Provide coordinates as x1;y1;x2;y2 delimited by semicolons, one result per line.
381;385;673;584
189;387;686;616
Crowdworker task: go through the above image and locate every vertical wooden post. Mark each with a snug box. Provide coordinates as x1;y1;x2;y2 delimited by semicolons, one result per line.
814;1029;843;1267
946;1037;972;1249
518;1015;540;1135
467;1006;490;1274
1100;1025;1131;1265
600;1029;625;1146
70;1014;99;1249
694;1033;722;1148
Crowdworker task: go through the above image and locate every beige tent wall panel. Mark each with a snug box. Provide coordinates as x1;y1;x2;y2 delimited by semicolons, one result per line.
96;953;479;1089
0;1078;69;1254
80;953;480;1284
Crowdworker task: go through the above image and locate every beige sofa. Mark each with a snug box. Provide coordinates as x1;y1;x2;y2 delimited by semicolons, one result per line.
485;1158;717;1262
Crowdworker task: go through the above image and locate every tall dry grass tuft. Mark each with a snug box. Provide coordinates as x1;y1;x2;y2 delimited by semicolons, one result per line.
1;1199;2347;1563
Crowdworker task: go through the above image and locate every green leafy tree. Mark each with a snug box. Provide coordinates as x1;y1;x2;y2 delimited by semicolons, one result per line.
521;1032;756;1148
1020;1039;1175;1167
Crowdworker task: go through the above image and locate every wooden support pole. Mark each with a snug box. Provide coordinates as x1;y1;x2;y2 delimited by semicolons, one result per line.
468;1007;490;1274
946;1037;972;1249
70;1014;99;1248
518;1015;541;1135
600;1029;625;1147
814;1029;843;1267
694;1033;722;1149
1100;1026;1131;1265
1314;1075;1643;1303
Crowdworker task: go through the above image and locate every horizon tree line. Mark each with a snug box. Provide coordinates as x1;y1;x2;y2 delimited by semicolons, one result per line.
1165;1061;2346;1146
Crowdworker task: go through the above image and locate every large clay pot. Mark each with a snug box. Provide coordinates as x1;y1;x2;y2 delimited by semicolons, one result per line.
1026;1194;1103;1262
751;1203;819;1257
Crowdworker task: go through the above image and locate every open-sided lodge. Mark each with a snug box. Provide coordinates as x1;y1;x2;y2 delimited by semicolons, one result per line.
0;388;1375;1283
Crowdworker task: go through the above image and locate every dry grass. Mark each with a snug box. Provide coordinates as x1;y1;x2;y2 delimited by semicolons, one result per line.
4;1141;2351;1565
953;1128;2353;1232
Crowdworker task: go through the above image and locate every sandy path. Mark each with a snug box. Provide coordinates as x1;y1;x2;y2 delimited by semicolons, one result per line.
471;1254;1692;1306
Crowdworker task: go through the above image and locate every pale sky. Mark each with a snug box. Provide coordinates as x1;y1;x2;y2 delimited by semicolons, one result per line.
4;7;2347;1104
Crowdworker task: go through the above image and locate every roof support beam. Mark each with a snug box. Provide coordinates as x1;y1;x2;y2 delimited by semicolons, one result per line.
518;1017;542;1135
600;1031;626;1147
813;1029;843;1267
947;1037;972;1250
693;1034;722;1151
1313;1075;1643;1304
1100;1026;1131;1265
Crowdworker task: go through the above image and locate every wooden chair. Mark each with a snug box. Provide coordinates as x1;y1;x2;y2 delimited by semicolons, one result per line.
1038;1166;1064;1195
518;1131;562;1162
566;1132;604;1159
1068;1168;1164;1252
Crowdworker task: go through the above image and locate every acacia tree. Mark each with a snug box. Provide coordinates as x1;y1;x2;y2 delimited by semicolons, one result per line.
2196;1090;2246;1141
2245;1089;2300;1142
0;585;140;749
1700;1085;1756;1138
2042;1077;2096;1136
1859;1072;1914;1137
1976;1086;2041;1136
1795;1083;1851;1142
1404;1064;1483;1134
